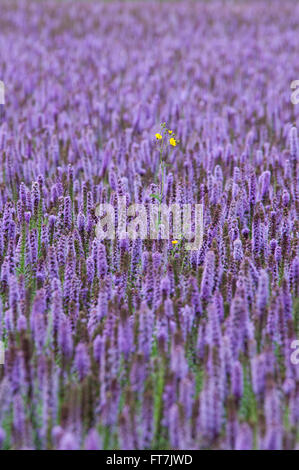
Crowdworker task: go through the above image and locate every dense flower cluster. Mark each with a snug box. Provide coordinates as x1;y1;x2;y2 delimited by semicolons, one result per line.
0;0;298;450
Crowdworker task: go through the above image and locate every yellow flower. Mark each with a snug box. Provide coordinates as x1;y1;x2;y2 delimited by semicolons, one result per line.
172;240;178;245
155;133;162;140
168;130;173;134
169;137;177;147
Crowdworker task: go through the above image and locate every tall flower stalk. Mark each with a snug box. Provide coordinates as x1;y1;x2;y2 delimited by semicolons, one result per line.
151;122;178;230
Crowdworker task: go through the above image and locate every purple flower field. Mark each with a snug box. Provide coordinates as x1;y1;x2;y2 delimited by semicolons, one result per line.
0;0;298;450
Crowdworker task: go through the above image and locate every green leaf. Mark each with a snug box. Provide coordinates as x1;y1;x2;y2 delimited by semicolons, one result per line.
149;194;161;202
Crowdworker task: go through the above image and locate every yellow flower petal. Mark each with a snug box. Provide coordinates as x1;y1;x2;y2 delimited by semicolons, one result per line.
169;137;177;147
172;240;178;244
155;133;162;140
